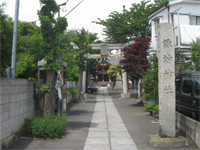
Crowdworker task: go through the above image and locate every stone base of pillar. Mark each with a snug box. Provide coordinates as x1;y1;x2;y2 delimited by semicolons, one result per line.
121;93;131;99
83;93;88;99
149;134;186;148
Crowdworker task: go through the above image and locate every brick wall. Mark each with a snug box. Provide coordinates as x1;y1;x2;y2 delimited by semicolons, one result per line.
0;78;35;148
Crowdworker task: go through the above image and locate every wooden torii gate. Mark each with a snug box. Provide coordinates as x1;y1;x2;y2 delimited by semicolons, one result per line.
70;42;131;99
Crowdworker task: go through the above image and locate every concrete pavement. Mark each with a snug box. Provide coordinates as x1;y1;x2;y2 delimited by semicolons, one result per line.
6;87;198;150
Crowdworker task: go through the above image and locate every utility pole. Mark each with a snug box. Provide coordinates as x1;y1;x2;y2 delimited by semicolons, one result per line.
11;0;20;78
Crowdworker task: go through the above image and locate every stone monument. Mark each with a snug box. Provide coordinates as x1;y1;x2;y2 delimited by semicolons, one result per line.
149;23;186;148
158;23;175;138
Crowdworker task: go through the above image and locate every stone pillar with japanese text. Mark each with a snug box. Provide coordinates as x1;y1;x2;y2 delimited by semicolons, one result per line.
158;23;176;138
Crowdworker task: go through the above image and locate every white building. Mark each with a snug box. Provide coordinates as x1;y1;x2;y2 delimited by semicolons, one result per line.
148;0;200;61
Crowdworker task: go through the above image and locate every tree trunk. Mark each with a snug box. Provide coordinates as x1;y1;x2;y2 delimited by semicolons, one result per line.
44;70;55;116
76;65;84;102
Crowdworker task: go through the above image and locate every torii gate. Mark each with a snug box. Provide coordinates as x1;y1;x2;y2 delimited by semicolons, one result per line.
70;42;131;99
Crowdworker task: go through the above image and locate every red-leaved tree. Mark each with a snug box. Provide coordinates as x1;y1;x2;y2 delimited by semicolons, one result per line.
119;37;151;82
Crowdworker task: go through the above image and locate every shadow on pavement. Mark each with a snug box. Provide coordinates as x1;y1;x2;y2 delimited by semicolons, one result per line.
6;138;33;150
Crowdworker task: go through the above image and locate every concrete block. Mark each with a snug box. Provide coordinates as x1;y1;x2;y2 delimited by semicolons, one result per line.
21;79;29;86
3;103;10;113
24;112;29;119
9;125;16;135
19;100;23;108
0;78;9;86
10;109;15;118
0;86;2;95
23;106;28;113
2;95;9;104
10;94;16;102
2;86;10;95
14;116;20;125
1;104;4;113
2;120;10;130
23;93;28;100
1;129;9;140
9;86;17;94
19;107;23;115
19;93;23;101
9;118;15;127
30;104;34;111
19;114;24;123
1;112;10;122
10;102;16;111
149;134;186;148
9;79;21;86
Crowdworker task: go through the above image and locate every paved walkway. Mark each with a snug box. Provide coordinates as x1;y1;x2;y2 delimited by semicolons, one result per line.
7;87;198;150
83;87;138;150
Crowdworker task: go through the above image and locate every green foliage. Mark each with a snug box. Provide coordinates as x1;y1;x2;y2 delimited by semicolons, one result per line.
72;28;98;67
40;82;50;92
154;0;168;7
21;115;67;139
142;54;158;101
38;0;68;71
190;38;200;71
16;52;37;78
145;101;158;111
0;2;13;76
60;30;80;81
67;87;77;94
153;104;159;111
93;0;156;43
107;63;122;81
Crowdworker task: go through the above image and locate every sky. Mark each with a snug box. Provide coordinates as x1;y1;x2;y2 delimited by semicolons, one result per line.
4;0;152;41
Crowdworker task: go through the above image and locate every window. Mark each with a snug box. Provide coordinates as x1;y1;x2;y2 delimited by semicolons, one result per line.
190;16;200;25
175;78;182;93
155;19;159;36
182;79;193;95
194;80;200;97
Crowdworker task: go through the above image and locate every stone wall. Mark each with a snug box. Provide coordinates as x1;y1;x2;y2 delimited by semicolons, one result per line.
176;112;200;149
0;78;35;148
66;81;77;88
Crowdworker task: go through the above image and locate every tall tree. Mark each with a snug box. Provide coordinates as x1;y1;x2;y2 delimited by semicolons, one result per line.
72;28;97;102
119;37;151;83
142;53;158;101
38;0;68;116
0;3;13;76
93;0;155;43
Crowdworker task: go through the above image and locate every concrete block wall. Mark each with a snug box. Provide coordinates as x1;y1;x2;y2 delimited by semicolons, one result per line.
176;112;200;149
66;81;77;88
0;78;35;148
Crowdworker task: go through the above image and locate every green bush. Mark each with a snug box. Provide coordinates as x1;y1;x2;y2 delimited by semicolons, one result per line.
21;115;67;139
67;87;77;94
145;102;158;111
153;104;159;111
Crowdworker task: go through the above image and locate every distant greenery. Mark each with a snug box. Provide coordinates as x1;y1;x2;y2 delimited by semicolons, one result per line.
21;115;67;139
67;87;77;95
190;38;200;71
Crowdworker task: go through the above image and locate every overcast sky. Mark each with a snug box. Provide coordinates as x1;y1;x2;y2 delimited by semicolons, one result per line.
4;0;153;41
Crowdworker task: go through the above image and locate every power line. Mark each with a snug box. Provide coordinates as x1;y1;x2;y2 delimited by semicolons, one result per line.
64;0;84;17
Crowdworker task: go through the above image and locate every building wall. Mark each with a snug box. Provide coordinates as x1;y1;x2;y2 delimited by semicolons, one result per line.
0;78;35;148
149;1;200;51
